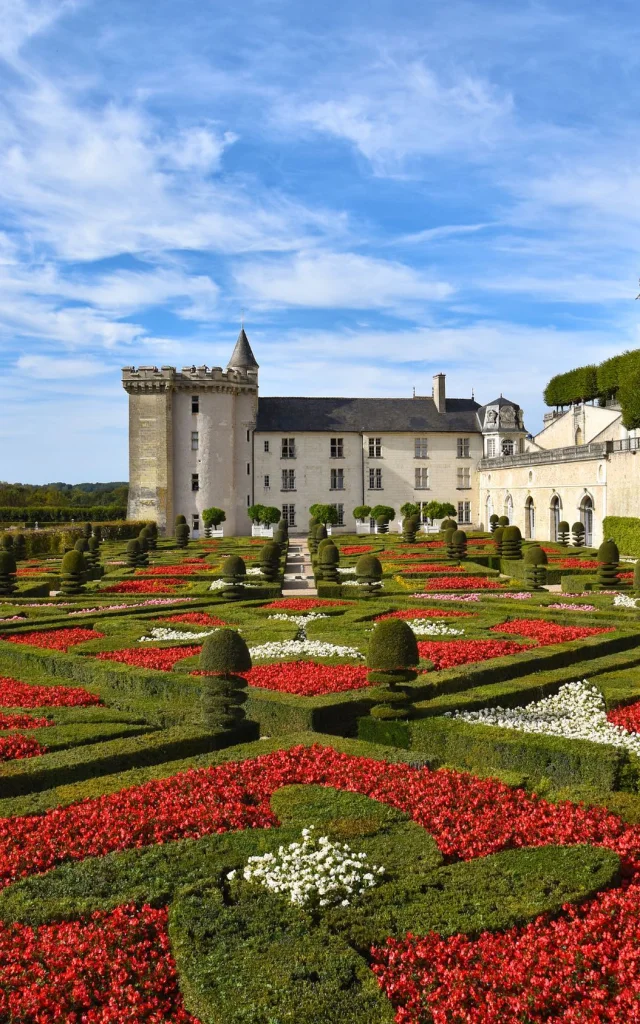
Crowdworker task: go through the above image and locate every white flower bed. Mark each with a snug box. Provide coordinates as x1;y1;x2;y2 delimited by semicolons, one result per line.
267;613;330;625
138;626;218;642
249;639;362;660
614;593;638;609
228;826;384;908
209;579;262;591
406;619;465;636
342;579;383;588
337;567;356;575
450;680;640;755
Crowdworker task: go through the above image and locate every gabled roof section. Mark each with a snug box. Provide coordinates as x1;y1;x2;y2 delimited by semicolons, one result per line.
227;328;259;371
256;396;482;433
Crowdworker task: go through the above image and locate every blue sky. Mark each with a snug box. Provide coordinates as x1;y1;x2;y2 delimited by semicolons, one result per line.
1;0;639;482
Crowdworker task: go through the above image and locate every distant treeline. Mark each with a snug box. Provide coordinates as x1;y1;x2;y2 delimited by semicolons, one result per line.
0;482;128;508
0;507;127;524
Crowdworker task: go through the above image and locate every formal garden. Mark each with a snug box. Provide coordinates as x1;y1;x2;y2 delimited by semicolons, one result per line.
1;511;640;1021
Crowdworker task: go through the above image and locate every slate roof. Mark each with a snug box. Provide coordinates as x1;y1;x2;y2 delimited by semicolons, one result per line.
255;396;482;433
227;329;259;370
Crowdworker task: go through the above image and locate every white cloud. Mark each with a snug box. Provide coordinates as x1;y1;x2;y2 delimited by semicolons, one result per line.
0;0;79;63
16;354;112;379
234;250;453;309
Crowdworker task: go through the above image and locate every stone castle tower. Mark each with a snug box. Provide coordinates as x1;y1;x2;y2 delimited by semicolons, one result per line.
122;329;259;534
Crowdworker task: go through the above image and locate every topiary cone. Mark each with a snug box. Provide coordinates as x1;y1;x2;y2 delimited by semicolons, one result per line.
597;539;620;589
260;541;281;581
221;555;246;600
0;550;17;596
451;529;467;560
557;521;570;546
502;525;523;560
61;549;86;595
175;523;190;549
402;517;417;543
199;629;251;729
126;538;141;569
366;619;419;721
74;538;89;554
87;536;101;569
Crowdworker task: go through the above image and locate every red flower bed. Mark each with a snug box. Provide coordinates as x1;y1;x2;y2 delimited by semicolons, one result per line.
0;904;197;1023
0;676;102;708
549;558;599;569
608;701;640;733
96;646;201;671
102;580;187;594
162;612;230;627
3;628;104;651
137;564;205;576
491;618;614;644
376;608;473;620
341;545;374;555
401;564;467;573
262;598;349;610
3;745;640;1021
0;711;51;730
420;576;503;590
0;733;47;761
417;638;529;668
243;661;370;696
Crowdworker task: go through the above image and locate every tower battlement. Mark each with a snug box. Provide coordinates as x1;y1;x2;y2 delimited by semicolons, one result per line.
122;363;258;393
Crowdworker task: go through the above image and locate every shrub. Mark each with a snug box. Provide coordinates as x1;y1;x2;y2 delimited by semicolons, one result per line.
199;629;251;729
356;554;383;591
248;504;267;525
440;518;457;534
493;526;505;556
60;550;86;596
489;514;499;533
524;543;548;590
93;524;103;544
221;555;246;600
309;504;339;526
0;550;17;596
261;507;282;527
143;523;156;549
366;620;418;721
370;505;395;523
74;538;89;554
86;536;101;569
602;516;640;557
260;541;281;581
352;505;371;521
274;525;287;545
597;539;620;589
175;515;187;526
450;529;467;560
126;539;141;569
13;534;26;561
572;522;586;547
319;542;340;582
139;525;155;553
175;523;190;549
502;525;523;560
400;502;420;520
558;521;570;546
82;522;93;539
402;518;417;543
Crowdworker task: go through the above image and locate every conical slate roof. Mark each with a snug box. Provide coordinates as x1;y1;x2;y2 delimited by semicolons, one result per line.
227;328;259;370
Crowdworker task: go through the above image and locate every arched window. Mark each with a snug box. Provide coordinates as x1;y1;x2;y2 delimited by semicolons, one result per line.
525;496;535;540
580;494;594;546
504;494;513;523
575;427;583;446
550;495;561;541
485;494;493;530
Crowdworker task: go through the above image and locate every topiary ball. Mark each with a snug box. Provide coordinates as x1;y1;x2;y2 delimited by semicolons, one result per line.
558;521;570;533
175;515;187;526
88;537;100;554
127;539;140;555
524;544;548;565
356;554;382;580
319;542;339;565
200;629;251;674
74;538;89;553
61;549;86;574
367;619;419;671
260;541;280;564
1;535;13;550
222;555;246;578
0;550;16;574
598;539;620;563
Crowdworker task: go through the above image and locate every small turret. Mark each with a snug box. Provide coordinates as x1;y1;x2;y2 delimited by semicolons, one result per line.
227;328;259;372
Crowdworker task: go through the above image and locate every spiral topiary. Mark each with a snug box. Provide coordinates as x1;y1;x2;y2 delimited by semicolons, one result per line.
440;518;457;534
557;521;570;546
274;525;287;546
175;514;187;527
1;534;13;551
260;541;281;581
60;549;86;595
199;629;251;730
144;522;157;550
86;536;101;570
376;515;389;535
502;525;523;560
410;512;421;527
450;529;467;560
444;528;457;561
572;522;585;547
93;525;103;544
0;550;17;596
83;522;92;539
366;619;419;721
597;539;620;589
319;541;340;582
489;514;499;533
356;554;383;591
13;534;26;561
498;515;510;528
402;517;416;543
493;526;505;557
175;523;190;549
524;544;548;590
126;538;141;569
221;555;246;600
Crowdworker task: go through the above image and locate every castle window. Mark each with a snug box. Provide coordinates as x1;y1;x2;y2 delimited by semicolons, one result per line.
415;467;429;489
519;437;525;453
264;440;270;453
458;501;471;524
330;437;344;458
264;475;270;489
191;431;199;450
368;437;382;458
247;463;251;475
281;437;296;459
501;439;514;456
191;396;199;414
456;437;470;458
282;503;296;526
281;469;295;491
457;467;471;489
368;467;382;489
191;473;199;492
246;429;250;442
414;438;428;459
192;514;200;532
486;438;496;457
330;468;344;490
332;503;345;526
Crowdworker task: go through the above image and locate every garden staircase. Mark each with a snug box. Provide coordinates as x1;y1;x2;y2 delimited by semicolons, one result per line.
281;540;317;597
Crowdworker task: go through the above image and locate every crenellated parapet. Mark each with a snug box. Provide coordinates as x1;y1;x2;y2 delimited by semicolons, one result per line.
122;364;258;395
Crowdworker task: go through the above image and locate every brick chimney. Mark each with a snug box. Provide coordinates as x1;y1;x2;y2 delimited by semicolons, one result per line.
432;373;446;414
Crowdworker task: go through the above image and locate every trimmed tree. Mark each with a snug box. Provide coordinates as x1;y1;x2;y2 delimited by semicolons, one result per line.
353;505;371;522
572;522;586;547
356;554;383;591
444;528;457;560
0;550;17;596
502;525;523;560
60;550;86;595
74;538;89;554
221;555;246;600
261;506;282;527
126;539;141;569
400;502;420;520
93;525;103;544
199;629;251;730
597;539;620;589
450;529;468;560
260;541;281;581
498;515;510;527
376;515;389;535
489;514;499;533
370;505;395;524
493;526;505;557
86;536;101;570
175;523;190;549
83;522;92;539
557;521;570;546
248;504;267;525
366;619;419;721
524;544;548;590
202;508;226;538
319;541;340;582
175;514;187;527
402;517;417;543
309;504;339;526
